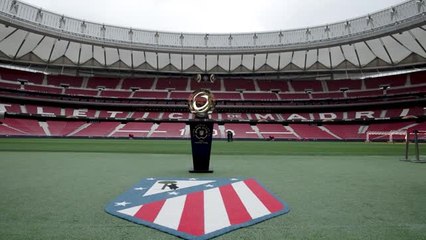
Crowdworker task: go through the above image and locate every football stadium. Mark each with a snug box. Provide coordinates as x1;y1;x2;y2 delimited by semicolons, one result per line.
0;0;426;239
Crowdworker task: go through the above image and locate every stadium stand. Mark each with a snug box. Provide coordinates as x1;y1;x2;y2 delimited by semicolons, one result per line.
23;84;63;94
121;78;155;90
26;105;62;116
386;85;426;95
190;78;222;91
257;79;289;92
131;111;162;119
223;124;259;139
311;91;344;99
0;103;21;113
321;125;364;140
1;109;425;140
63;108;98;118
161;112;191;120
407;122;426;131
0;118;45;136
169;91;192;99
0;0;426;141
97;110;130;119
346;89;384;98
1;93;424;120
278;92;310;100
0;81;21;90
326;79;363;91
65;88;99;96
47;121;87;137
366;122;416;132
46;75;84;88
0;67;44;84
149;123;187;138
132;90;168;99
110;122;154;138
288;124;338;140
364;75;407;89
69;122;121;137
156;78;188;90
100;90;131;98
87;77;121;89
223;79;256;91
243;92;278;100
365;122;418;141
290;80;323;92
0;120;30;136
212;92;241;100
218;113;249;121
256;124;299;140
410;71;426;85
212;124;222;139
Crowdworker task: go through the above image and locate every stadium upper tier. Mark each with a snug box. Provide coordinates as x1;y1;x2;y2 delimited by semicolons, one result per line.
0;0;425;74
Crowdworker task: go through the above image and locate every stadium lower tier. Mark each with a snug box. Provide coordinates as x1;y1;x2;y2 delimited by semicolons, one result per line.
0;103;424;121
0;118;424;141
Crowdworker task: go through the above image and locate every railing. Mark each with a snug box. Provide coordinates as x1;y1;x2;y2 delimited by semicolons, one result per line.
0;0;424;52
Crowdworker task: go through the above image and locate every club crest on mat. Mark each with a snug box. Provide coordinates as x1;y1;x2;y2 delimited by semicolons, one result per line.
105;177;290;240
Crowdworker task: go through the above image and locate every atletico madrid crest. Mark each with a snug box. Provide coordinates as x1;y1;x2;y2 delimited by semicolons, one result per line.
105;177;290;240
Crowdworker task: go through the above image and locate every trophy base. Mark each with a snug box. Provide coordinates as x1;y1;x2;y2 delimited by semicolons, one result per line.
189;169;214;173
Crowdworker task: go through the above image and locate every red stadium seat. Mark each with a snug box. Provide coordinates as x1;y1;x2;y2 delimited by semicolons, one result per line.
156;78;188;90
121;78;155;90
47;75;83;88
87;77;121;89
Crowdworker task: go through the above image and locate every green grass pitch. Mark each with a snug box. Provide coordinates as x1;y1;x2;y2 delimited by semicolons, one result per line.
0;138;425;240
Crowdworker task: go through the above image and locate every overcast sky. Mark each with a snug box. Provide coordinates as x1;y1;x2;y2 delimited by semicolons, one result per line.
22;0;405;34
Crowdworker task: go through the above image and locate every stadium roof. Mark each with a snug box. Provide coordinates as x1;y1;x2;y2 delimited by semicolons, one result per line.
19;0;405;34
0;0;425;75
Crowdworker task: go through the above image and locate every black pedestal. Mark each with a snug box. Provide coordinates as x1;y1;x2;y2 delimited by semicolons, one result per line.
189;121;214;173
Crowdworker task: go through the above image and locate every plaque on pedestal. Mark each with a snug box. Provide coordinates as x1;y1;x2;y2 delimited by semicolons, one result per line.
189;121;214;173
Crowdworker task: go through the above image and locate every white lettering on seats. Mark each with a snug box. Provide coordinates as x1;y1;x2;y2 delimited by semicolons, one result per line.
355;111;375;119
73;109;88;117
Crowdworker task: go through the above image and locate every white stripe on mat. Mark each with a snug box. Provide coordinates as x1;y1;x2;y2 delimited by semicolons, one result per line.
232;181;270;219
154;195;187;230
204;187;231;234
